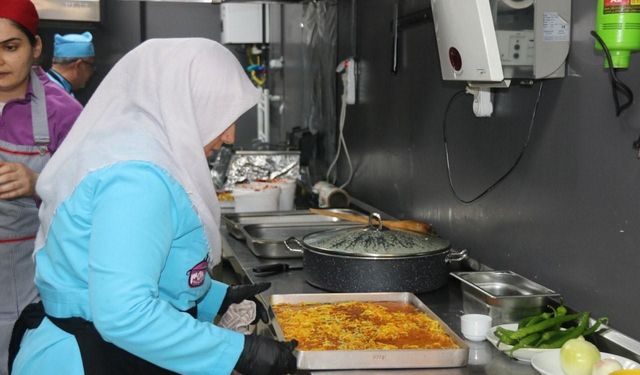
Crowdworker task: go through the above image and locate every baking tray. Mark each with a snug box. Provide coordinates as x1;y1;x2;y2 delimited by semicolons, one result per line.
451;270;562;324
222;209;362;240
241;222;358;259
269;292;468;370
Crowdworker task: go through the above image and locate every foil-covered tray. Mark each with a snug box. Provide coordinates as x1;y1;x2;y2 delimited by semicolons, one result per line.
269;292;469;370
224;150;301;189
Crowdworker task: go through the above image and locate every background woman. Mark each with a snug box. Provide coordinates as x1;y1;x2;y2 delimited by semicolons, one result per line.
10;38;296;374
0;2;82;374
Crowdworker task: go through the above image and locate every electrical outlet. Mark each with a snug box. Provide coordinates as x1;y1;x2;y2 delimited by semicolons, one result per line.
337;57;357;105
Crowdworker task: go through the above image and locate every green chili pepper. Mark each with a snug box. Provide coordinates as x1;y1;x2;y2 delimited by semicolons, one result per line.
495;326;516;344
494;327;516;345
524;314;548;328
518;309;554;329
538;312;590;349
510;313;581;341
508;332;542;356
555;306;568;317
551;306;569;331
496;326;515;335
518;315;538;329
518;305;567;329
534;328;566;346
582;317;608;337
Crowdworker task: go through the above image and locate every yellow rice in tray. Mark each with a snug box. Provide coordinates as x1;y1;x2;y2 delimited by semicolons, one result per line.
272;301;459;351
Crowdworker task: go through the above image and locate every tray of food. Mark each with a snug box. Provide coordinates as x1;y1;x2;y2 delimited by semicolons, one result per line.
222;209;362;240
269;292;468;370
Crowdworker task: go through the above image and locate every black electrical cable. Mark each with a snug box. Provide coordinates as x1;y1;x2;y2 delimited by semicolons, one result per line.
443;82;544;204
590;30;634;117
591;30;640;155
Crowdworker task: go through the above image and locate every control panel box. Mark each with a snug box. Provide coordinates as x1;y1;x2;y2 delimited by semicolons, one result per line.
496;30;535;67
221;3;270;44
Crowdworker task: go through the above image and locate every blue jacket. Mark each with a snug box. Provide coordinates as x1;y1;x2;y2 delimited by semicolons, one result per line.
13;161;243;374
46;69;73;96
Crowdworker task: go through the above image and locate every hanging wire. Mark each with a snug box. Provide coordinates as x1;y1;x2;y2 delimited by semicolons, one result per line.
443;82;544;204
590;30;634;117
591;31;640;156
326;73;354;188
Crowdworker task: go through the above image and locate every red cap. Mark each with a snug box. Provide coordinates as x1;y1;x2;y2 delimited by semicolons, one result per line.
0;0;39;37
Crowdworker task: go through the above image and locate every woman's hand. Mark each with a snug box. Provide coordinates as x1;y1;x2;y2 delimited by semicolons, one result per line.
0;162;38;199
234;335;298;375
220;282;271;324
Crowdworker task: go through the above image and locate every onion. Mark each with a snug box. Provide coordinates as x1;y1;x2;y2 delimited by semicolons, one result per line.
560;336;601;375
592;358;623;375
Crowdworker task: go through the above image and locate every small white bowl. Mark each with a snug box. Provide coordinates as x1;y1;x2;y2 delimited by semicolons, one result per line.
461;314;492;342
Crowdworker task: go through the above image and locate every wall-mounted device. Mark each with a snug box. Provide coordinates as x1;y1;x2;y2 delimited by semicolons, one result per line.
221;3;270;44
32;0;100;22
431;0;571;116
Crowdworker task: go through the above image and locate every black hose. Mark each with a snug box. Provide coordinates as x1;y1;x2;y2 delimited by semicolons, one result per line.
590;30;634;117
591;30;640;156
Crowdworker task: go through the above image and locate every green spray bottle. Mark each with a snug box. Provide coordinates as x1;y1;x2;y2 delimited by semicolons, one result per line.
595;0;640;68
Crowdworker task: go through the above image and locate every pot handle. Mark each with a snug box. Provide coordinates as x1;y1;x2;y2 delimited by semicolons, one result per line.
284;237;305;253
445;248;468;263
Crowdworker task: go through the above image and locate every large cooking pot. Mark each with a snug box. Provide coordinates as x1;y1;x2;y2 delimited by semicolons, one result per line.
284;213;468;293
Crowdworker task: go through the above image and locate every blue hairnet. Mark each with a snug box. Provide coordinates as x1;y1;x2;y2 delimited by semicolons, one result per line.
53;32;95;59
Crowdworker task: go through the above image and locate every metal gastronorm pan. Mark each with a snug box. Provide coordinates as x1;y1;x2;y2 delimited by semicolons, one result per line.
241;222;358;259
222;209;361;240
269;292;468;370
450;270;560;302
450;270;562;323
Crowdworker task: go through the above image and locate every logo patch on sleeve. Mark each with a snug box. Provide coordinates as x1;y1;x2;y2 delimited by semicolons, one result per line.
186;258;208;288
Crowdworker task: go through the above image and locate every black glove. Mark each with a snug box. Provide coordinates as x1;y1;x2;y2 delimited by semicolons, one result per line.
234;335;298;375
219;282;271;324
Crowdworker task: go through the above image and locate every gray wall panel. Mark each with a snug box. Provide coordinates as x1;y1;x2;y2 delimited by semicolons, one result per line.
337;0;640;339
145;3;219;39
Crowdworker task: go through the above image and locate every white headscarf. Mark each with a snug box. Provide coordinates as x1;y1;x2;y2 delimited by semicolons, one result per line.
35;38;259;264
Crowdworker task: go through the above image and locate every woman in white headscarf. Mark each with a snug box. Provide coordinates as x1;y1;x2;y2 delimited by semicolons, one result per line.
9;38;297;375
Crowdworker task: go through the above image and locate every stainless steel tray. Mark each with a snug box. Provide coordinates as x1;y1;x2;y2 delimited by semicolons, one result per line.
241;222;358;259
222;209;362;240
451;270;562;324
269;292;468;370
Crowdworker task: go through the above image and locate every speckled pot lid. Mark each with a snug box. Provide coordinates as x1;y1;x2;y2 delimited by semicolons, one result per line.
301;214;450;258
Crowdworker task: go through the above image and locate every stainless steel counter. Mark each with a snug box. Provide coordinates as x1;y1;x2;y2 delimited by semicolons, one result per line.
219;202;640;374
220;229;540;374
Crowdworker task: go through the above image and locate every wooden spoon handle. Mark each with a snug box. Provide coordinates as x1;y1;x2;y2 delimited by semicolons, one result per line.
309;208;431;235
308;208;369;224
383;220;431;235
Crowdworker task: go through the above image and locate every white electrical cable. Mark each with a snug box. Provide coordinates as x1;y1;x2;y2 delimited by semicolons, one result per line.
325;73;354;189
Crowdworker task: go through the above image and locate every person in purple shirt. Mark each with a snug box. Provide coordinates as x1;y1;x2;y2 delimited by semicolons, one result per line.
0;1;82;374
